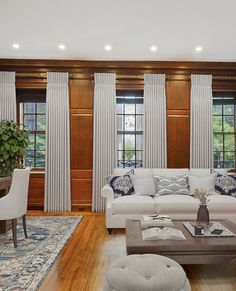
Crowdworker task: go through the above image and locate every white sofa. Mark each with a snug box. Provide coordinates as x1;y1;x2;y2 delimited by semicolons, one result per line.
102;168;236;234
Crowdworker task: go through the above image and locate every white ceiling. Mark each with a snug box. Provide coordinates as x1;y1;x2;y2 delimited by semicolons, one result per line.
0;0;236;61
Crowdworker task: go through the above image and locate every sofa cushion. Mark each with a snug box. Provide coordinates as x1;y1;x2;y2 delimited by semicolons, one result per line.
152;168;189;177
132;176;156;196
154;195;199;214
188;174;216;195
212;168;228;176
207;195;236;213
111;195;155;214
190;169;211;176
154;175;190;196
215;174;236;196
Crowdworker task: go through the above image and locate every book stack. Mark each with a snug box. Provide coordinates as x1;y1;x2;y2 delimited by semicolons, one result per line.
140;215;174;229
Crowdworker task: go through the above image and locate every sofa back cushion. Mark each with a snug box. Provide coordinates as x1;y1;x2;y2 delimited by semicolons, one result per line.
190;168;211;176
152;168;189;177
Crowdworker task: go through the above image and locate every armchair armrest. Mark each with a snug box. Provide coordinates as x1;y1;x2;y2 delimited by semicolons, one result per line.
101;185;115;203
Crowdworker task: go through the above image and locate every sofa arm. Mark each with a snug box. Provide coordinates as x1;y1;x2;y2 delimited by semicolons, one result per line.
102;185;115;202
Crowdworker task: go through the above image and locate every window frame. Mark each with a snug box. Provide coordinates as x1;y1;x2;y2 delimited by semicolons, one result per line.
16;89;46;171
213;91;236;172
116;89;144;168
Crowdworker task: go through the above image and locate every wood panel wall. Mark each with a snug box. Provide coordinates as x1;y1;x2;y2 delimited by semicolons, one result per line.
1;59;236;211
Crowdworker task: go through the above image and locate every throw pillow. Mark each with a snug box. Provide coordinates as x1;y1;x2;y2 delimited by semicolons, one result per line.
188;173;216;195
108;169;135;199
154;175;190;196
215;174;236;196
131;176;156;196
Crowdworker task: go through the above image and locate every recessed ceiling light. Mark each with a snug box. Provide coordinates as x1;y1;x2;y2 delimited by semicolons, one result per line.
12;43;20;49
195;46;203;52
150;46;157;52
58;44;66;50
104;44;112;51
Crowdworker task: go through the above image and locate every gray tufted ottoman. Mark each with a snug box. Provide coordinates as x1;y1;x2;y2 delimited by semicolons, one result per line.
104;254;191;291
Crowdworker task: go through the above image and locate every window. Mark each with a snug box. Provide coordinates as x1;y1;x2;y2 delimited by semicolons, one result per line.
213;94;236;169
117;91;143;168
17;89;46;168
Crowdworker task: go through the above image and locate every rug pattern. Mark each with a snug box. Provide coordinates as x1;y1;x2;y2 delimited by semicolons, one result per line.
0;216;82;291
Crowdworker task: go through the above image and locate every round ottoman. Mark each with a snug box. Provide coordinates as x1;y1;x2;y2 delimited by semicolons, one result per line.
104;254;191;291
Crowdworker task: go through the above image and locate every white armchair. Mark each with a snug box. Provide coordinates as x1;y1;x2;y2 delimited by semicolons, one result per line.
0;168;30;247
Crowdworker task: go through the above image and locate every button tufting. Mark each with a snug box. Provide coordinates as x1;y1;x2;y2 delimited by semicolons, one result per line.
166;265;170;268
146;276;151;280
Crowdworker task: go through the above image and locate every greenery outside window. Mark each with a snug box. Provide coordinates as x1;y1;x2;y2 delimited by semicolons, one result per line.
213;94;236;169
17;89;46;168
117;91;143;168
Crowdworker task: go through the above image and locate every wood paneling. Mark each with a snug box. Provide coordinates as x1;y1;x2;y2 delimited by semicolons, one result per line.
70;79;93;109
167;116;190;168
28;173;45;210
166;80;190;110
70;115;93;170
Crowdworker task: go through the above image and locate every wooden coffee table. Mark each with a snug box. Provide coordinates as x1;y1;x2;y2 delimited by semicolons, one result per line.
126;219;236;264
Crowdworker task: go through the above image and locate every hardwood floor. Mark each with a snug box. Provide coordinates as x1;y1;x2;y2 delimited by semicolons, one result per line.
27;212;236;291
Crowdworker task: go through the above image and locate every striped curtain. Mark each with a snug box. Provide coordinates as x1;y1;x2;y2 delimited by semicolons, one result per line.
0;71;16;121
143;74;167;168
92;73;116;212
190;74;213;168
44;72;71;212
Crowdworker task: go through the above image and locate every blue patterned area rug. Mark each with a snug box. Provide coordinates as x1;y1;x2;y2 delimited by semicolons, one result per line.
0;216;82;291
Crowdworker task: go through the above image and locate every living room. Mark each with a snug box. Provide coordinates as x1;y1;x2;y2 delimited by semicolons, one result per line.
0;1;236;290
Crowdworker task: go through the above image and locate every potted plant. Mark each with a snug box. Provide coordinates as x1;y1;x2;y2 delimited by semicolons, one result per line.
0;120;29;177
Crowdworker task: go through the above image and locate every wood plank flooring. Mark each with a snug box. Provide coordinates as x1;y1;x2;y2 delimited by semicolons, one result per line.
27;212;236;291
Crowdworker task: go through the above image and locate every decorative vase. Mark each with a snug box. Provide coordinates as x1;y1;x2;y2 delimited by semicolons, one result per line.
197;204;210;224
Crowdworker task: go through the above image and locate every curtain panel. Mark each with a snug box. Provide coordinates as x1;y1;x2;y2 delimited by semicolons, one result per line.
0;71;16;121
44;72;71;212
143;74;167;168
92;73;116;212
190;74;213;168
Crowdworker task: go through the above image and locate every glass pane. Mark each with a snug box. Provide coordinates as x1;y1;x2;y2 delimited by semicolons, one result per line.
125;104;135;114
213;134;223;151
24;103;35;113
24;115;35;131
36;151;45;167
136;135;142;150
37;103;46;114
136;116;143;131
224;151;234;163
117;104;123;114
224;160;234;169
36;134;46;151
213;151;223;168
25;149;35;167
224;105;234;115
224;134;235;151
117;115;123;131
37;115;46;131
117;134;123;150
124;151;135;161
223;116;234;132
136;151;142;160
136;104;143;114
124;135;135;161
27;134;35;150
213;116;222;132
117;151;123;160
136;160;143;168
124;115;135;131
213;105;222;115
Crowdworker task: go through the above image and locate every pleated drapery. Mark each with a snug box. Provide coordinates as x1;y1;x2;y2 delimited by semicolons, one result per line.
190;74;213;168
92;73;116;212
0;72;16;121
143;74;167;168
44;72;71;212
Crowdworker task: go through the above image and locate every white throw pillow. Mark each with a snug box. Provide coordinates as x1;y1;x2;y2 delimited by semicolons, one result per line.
188;174;216;195
132;176;156;196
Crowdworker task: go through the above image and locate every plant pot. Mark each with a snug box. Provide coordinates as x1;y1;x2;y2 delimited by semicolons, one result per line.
197;204;210;224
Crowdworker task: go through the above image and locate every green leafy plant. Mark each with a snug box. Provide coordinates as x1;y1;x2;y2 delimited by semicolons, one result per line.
0;120;29;177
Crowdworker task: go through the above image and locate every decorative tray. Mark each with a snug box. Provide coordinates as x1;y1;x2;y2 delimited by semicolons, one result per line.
183;221;236;237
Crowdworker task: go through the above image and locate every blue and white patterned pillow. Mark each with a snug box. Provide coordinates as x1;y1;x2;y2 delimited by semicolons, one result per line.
215;174;236;196
108;169;135;199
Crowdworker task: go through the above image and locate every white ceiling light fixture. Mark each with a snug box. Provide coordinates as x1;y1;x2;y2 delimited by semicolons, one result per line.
195;46;203;52
150;45;157;52
58;44;66;50
104;44;112;51
12;43;20;49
